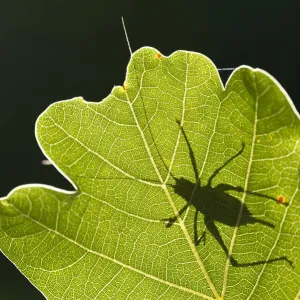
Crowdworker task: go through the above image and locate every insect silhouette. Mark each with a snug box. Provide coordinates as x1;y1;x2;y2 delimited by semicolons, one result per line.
163;120;292;267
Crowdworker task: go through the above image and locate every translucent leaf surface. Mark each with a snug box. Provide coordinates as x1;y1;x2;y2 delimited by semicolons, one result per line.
1;47;299;299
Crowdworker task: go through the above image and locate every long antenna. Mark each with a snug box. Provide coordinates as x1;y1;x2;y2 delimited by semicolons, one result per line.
121;17;132;56
121;17;233;71
217;67;235;71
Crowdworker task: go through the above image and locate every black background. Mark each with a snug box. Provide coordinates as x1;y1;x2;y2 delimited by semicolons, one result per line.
0;1;299;299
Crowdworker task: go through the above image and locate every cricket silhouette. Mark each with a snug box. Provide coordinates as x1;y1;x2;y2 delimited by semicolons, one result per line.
163;120;292;267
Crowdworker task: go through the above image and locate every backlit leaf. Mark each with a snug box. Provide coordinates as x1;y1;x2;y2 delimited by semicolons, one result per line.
1;47;299;299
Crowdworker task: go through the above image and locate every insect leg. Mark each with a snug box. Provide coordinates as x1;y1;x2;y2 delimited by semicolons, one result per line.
162;203;189;227
194;210;206;245
204;215;237;265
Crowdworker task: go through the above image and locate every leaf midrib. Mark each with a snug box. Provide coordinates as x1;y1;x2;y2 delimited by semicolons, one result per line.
126;51;220;298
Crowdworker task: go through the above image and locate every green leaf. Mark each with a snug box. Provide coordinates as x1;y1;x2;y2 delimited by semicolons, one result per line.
1;47;299;300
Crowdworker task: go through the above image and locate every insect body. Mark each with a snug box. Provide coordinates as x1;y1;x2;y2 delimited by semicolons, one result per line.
164;121;291;267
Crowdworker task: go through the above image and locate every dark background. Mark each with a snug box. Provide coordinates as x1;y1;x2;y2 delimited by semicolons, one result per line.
0;1;299;299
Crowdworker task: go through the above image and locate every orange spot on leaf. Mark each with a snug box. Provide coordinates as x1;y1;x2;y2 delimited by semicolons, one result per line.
156;53;162;59
277;195;285;204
